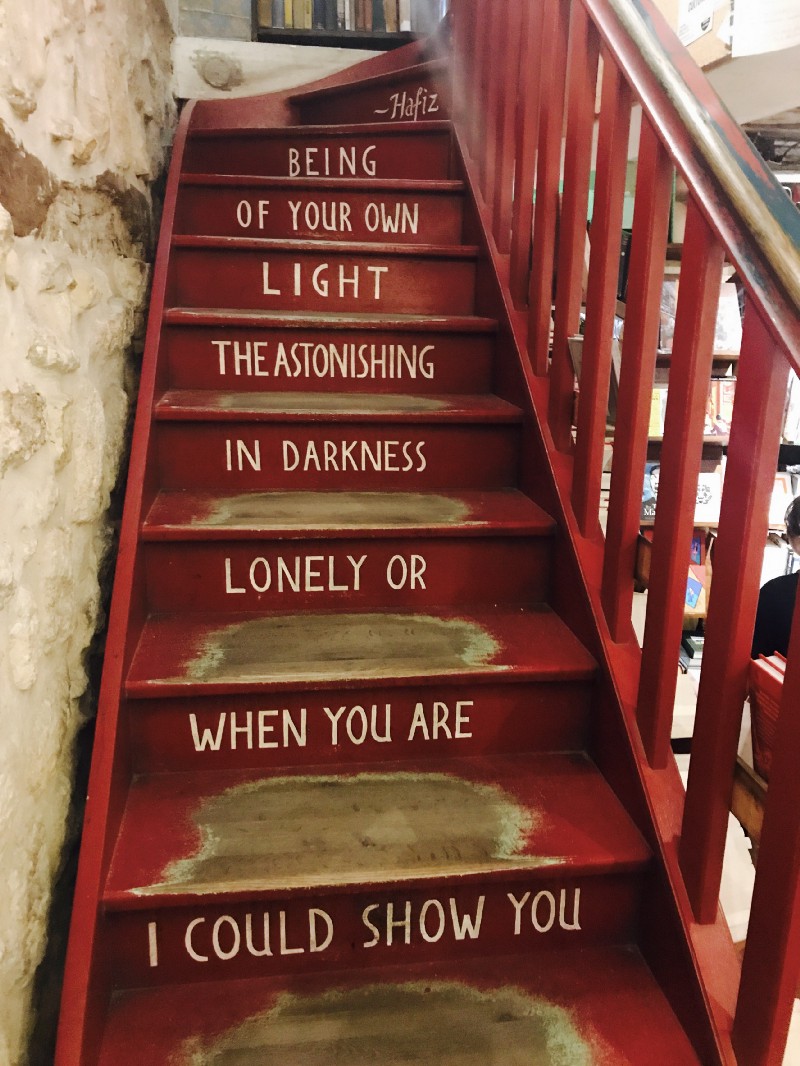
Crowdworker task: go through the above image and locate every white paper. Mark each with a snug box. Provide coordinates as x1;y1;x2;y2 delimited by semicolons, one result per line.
732;0;800;56
677;0;715;45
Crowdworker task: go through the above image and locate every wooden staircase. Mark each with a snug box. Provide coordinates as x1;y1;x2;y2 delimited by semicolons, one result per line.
58;47;725;1064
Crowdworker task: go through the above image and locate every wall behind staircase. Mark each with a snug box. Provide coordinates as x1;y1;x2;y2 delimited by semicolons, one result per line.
0;1;174;1059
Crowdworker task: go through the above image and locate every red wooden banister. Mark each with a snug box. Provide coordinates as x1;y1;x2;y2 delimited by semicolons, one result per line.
449;0;800;1060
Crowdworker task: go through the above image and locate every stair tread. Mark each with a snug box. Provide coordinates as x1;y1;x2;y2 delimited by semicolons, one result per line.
97;946;701;1064
164;307;497;331
126;606;598;695
187;119;453;139
104;752;649;901
154;390;522;422
289;58;447;104
172;234;478;257
180;174;465;192
142;489;555;538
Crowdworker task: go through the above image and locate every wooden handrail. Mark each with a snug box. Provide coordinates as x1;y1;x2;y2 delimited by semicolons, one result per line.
450;0;800;1062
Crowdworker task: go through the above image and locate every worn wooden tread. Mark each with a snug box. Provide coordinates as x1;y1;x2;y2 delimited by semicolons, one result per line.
126;605;597;697
186;119;453;139
97;946;701;1065
104;752;649;901
289;58;447;105
171;233;478;258
142;489;555;539
154;390;522;422
163;307;497;331
180;174;465;192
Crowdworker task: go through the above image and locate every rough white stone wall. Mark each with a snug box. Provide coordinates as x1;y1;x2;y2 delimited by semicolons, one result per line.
0;0;174;1060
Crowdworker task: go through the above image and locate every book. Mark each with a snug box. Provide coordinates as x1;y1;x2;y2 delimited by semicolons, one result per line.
325;0;338;27
345;0;355;27
293;0;304;26
681;632;704;659
285;0;294;25
372;0;386;30
398;0;411;30
305;0;313;27
337;0;346;28
313;0;325;26
259;0;272;25
384;0;398;31
273;0;285;24
749;653;786;780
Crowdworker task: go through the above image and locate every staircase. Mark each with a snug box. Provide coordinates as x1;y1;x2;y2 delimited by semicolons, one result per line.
58;44;730;1065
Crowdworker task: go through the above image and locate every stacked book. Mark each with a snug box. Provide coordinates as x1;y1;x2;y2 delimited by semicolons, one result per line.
259;0;416;31
679;631;704;675
748;652;786;781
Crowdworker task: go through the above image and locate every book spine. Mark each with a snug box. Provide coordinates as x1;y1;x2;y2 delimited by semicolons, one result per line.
383;0;398;31
356;0;365;28
345;0;354;27
305;0;313;27
337;0;346;28
372;0;385;30
363;0;373;29
398;0;411;31
285;0;293;25
273;0;285;25
313;0;325;27
325;0;338;28
258;0;272;25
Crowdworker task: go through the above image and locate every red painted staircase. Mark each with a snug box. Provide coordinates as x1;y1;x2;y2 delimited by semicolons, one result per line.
58;43;728;1065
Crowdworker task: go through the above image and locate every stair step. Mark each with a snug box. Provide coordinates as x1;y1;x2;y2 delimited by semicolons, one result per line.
292;59;450;126
96;946;702;1065
182;121;455;180
153;416;520;492
101;754;649;984
126;605;597;697
161;308;496;394
176;175;464;244
142;534;553;613
154;389;519;421
127;676;594;774
143;488;553;537
169;236;478;316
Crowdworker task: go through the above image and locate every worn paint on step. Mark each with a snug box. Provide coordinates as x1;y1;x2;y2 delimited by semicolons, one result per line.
204;491;472;529
147;772;548;894
182;981;597;1064
204;391;450;414
186;613;501;685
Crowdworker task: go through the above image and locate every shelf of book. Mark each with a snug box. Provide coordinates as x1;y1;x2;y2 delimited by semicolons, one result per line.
256;0;436;46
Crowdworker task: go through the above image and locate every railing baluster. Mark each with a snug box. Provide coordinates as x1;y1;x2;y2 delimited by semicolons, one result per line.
479;1;504;202
509;0;546;308
637;198;724;768
680;308;789;922
601;118;672;642
490;0;523;253
733;595;800;1064
548;3;600;451
572;57;631;536
472;1;492;187
527;0;571;376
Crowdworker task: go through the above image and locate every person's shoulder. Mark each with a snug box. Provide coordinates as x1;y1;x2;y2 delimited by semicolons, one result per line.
759;571;799;600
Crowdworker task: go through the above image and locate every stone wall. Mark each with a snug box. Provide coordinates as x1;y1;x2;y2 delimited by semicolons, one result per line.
0;0;175;1060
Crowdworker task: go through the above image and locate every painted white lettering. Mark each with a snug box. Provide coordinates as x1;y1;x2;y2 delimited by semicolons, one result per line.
312;263;329;297
289;147;300;176
213;915;241;960
559;888;581;931
362;903;381;948
148;922;159;968
262;262;281;295
230;711;254;750
455;701;473;739
450;896;485;940
225;557;247;595
419;899;446;943
508;891;531;936
387;901;412;946
367;265;388;299
237;200;252;228
245;912;272;956
531;891;556;933
185;918;209;962
407;702;430;741
190;713;227;752
258;200;270;228
279;911;304;955
324;705;347;745
309;909;334;953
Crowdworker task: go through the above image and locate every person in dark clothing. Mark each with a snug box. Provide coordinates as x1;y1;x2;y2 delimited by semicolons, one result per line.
752;496;800;659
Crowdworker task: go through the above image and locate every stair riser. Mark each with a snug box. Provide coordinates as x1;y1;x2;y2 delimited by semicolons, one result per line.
176;186;463;245
142;536;551;613
127;682;592;773
163;324;494;394
154;423;520;491
104;873;642;988
183;130;454;180
170;246;476;316
297;77;451;127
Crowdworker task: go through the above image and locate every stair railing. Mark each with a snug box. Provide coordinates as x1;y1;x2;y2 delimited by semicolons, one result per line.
449;0;800;1062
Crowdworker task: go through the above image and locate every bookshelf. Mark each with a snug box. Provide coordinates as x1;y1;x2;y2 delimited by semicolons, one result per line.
255;0;441;48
